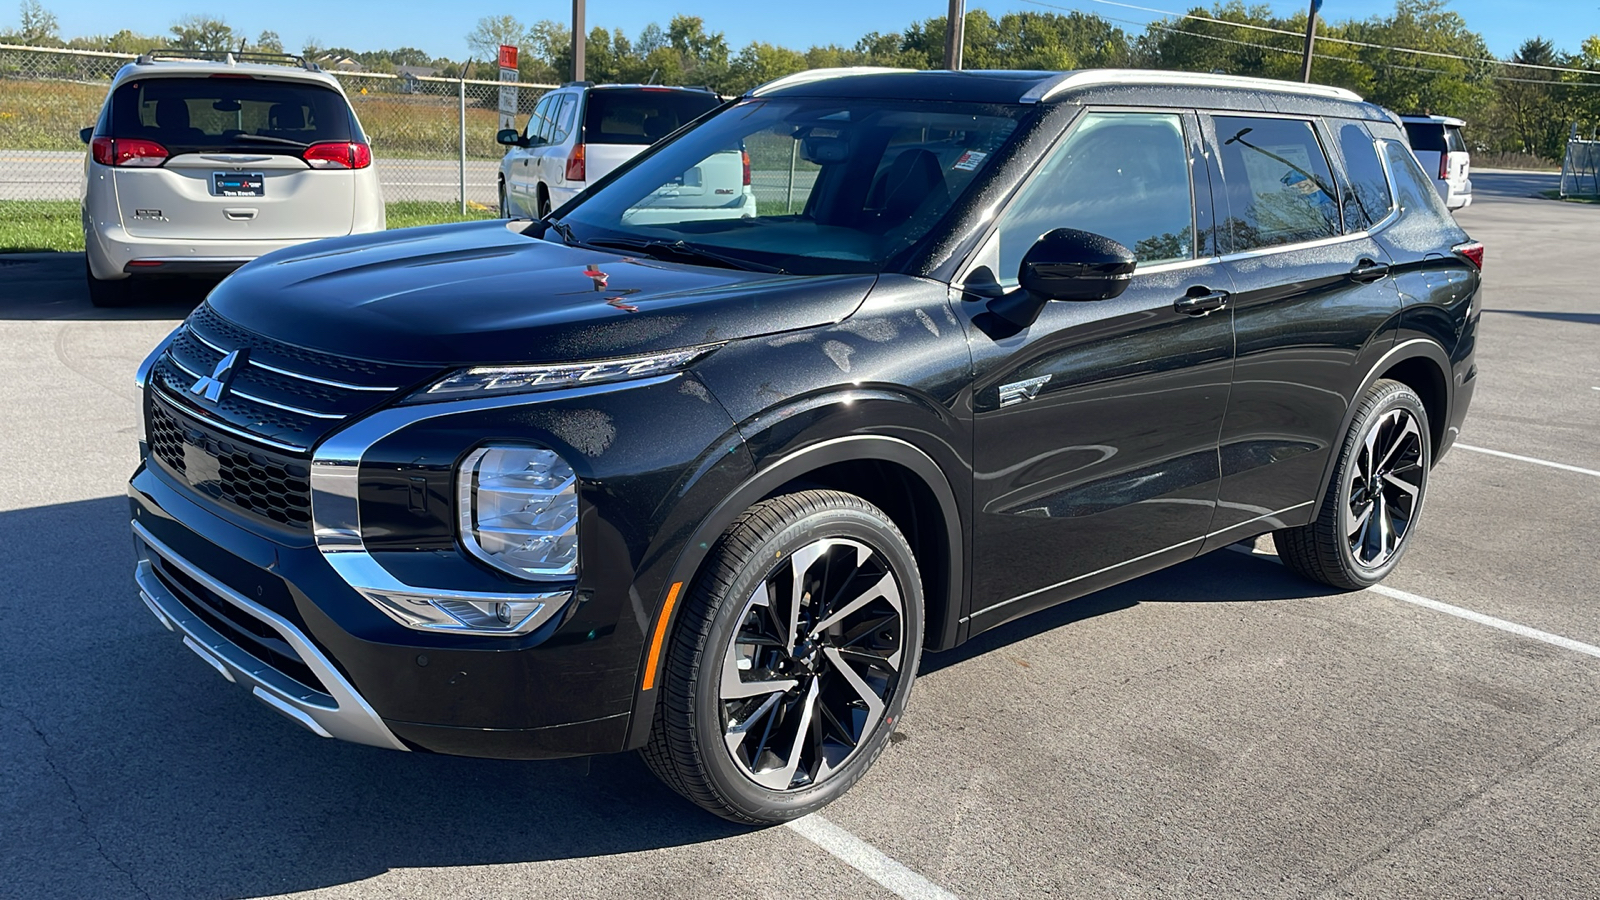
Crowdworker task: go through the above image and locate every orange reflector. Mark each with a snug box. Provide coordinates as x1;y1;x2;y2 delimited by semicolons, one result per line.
641;581;683;691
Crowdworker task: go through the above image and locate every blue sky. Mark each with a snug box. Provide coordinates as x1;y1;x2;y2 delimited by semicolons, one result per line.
22;0;1598;61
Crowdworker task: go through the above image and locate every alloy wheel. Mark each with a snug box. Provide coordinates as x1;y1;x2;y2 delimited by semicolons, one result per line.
719;538;905;792
1345;407;1425;568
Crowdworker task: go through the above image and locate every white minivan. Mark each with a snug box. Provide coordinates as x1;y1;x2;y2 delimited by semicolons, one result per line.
80;51;384;306
1400;114;1472;210
497;83;755;221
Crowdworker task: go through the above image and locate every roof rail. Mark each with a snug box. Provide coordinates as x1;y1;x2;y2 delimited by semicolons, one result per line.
135;48;321;72
747;67;915;97
561;80;595;88
1022;69;1363;104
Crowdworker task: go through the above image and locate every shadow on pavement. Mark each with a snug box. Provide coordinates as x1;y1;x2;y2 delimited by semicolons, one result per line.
0;252;206;321
1482;308;1600;326
921;544;1344;676
0;496;742;900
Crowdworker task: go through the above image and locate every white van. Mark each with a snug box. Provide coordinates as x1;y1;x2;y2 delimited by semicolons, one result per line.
80;50;384;306
1400;115;1472;210
497;83;754;221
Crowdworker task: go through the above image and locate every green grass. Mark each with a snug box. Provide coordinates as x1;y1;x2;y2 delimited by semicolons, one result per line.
0;199;500;253
1537;188;1600;204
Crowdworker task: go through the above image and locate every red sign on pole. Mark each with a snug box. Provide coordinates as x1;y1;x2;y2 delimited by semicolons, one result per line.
498;44;518;70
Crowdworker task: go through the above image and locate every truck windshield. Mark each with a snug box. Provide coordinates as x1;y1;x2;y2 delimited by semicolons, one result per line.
554;97;1026;274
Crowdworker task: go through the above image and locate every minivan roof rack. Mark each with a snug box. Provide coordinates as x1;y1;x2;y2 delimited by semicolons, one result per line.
135;48;322;72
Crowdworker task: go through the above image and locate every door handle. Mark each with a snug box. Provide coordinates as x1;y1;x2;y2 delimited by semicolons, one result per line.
1175;288;1229;316
1349;259;1391;283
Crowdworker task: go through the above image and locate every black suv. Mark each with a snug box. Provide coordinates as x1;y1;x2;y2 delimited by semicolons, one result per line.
129;68;1480;824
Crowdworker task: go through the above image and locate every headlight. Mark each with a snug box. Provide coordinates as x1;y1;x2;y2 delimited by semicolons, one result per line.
458;445;579;579
406;345;718;403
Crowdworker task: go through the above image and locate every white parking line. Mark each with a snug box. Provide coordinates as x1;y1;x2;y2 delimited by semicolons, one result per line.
787;814;959;900
1228;545;1600;661
1453;443;1600;478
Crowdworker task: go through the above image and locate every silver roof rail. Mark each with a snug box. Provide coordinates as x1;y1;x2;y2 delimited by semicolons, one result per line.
748;67;915;97
1022;69;1363;104
134;48;322;72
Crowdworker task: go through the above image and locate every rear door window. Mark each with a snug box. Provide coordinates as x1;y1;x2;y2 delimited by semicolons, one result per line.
583;89;720;145
1336;122;1393;231
109;77;356;154
1212;115;1341;251
997;111;1195;279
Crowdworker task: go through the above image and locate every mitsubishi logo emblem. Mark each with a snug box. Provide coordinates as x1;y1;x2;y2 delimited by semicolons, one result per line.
189;349;244;403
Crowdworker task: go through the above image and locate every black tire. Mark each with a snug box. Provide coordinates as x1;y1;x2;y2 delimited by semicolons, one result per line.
642;490;924;824
1274;379;1431;589
497;180;509;218
536;185;551;219
85;260;133;308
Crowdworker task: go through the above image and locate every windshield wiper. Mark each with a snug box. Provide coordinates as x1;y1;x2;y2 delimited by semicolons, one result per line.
584;237;786;274
232;134;310;148
546;220;579;245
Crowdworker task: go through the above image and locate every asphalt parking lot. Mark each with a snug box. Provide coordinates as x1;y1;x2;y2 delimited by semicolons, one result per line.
2;170;1596;899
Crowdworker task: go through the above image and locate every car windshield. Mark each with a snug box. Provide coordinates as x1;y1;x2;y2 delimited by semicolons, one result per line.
554;97;1026;274
108;77;358;154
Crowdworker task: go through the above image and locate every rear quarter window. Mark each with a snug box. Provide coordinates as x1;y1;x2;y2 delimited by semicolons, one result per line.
109;77;357;152
1379;140;1466;248
1446;126;1467;153
583;90;720;145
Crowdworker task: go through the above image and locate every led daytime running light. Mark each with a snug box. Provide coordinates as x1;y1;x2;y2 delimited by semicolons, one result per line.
410;345;716;402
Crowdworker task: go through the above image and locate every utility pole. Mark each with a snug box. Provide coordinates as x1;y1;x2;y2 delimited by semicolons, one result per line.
944;0;965;70
1299;0;1321;83
572;0;586;82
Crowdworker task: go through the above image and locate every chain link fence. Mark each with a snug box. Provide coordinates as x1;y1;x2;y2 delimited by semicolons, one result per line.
0;43;554;248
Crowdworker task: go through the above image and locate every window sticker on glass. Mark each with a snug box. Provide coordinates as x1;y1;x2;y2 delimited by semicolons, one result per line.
952;150;987;171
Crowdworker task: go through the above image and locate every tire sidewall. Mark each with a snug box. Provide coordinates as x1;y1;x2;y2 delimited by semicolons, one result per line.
1333;385;1431;584
691;503;924;822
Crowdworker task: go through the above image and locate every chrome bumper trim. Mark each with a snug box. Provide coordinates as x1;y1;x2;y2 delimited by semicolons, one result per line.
132;520;408;752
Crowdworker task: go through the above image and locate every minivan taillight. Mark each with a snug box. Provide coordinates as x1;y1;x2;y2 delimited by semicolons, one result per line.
1453;241;1484;270
91;137;168;167
742;149;751;186
303;141;372;169
566;144;586;182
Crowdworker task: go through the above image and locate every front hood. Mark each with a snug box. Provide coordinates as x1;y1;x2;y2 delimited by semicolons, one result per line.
208;220;877;365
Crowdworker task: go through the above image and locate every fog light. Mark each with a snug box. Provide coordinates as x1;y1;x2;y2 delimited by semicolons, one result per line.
458;445;579;578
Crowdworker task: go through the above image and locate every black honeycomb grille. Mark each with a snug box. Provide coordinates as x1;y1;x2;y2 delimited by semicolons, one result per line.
149;400;313;529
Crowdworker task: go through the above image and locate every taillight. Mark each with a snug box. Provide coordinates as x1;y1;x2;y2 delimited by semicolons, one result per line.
566;144;586;182
1439;153;1449;180
89;137;168;167
1453;241;1483;270
742;149;751;186
303;141;372;169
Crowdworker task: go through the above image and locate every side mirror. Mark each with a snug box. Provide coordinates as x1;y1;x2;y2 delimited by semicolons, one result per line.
496;128;526;147
986;229;1138;330
1019;228;1137;301
79;127;93;145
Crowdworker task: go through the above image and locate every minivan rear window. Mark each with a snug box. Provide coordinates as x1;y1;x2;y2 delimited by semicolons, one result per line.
108;77;358;153
582;89;720;145
1403;122;1447;153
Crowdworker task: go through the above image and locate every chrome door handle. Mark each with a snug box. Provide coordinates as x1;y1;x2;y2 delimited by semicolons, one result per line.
1350;259;1391;283
1175;289;1229;316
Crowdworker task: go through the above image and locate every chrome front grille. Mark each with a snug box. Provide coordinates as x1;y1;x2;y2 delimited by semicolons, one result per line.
149;304;435;452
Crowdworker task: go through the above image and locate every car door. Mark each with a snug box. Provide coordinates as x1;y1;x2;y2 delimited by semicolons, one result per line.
529;93;565;198
959;109;1235;634
1200;113;1403;552
512;94;554;212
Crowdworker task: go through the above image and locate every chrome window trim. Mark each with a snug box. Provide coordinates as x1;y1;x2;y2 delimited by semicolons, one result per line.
132;521;409;751
309;373;677;635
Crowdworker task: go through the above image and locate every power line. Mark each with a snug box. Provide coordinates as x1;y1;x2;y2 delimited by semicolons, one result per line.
1018;0;1600;88
1024;0;1600;77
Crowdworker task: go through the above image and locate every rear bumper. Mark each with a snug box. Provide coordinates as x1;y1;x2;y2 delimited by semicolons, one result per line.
84;222;365;281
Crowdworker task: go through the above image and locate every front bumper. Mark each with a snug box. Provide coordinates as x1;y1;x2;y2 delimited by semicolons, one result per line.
129;461;634;758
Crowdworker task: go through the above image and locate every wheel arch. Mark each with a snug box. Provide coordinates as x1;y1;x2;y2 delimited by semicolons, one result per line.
1313;338;1453;508
622;433;965;749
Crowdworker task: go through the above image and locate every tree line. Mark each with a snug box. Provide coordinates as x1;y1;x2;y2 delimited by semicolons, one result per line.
6;0;1598;161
